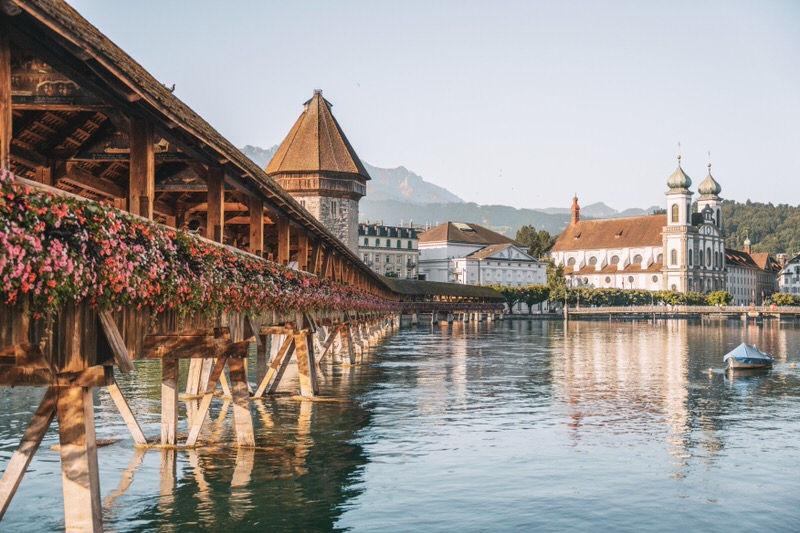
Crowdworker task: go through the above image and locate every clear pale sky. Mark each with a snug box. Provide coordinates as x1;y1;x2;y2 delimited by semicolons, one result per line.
68;0;800;211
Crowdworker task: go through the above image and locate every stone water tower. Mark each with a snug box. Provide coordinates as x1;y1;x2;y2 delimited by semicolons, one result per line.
266;90;370;253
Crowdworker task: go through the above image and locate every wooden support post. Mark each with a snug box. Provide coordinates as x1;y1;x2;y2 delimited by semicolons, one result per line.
129;116;154;218
321;247;332;279
106;374;147;445
227;358;255;446
345;324;357;364
206;167;224;242
253;335;295;397
0;22;10;171
98;309;134;373
294;332;318;398
297;230;309;271
277;215;290;265
186;359;204;396
0;388;56;519
57;386;102;532
308;239;321;275
248;196;264;257
185;357;228;447
161;359;179;446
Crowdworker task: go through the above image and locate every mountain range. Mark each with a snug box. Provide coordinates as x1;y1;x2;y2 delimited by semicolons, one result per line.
241;145;658;237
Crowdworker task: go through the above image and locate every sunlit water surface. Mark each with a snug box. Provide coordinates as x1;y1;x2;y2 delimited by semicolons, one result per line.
2;318;800;532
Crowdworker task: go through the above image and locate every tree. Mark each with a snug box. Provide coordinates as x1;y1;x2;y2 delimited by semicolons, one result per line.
706;291;733;306
771;292;798;306
487;284;523;314
546;261;566;304
515;225;556;259
522;285;549;313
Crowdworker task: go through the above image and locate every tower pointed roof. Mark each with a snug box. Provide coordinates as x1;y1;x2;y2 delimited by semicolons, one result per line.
265;90;371;180
698;162;722;197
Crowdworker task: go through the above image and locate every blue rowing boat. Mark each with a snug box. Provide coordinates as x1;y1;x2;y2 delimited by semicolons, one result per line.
723;342;774;370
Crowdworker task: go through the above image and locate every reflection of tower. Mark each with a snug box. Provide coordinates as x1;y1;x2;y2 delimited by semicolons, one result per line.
266;90;371;253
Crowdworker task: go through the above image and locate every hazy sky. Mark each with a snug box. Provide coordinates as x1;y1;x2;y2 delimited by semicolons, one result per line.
68;0;800;211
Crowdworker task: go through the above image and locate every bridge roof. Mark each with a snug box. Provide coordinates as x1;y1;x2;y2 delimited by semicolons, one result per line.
381;278;503;301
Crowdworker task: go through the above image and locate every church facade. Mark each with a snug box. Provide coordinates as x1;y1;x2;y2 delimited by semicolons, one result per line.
550;158;727;293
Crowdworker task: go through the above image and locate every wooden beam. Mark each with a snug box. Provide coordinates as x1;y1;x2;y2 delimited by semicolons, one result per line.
57;386;102;532
129;116;154;218
98;309;134;373
54;161;124;198
297;229;309;271
185;201;248;214
248;196;264;257
321;246;332;280
185;357;228;447
142;334;251;360
253;335;294;398
294;332;318;398
0;20;9;170
308;238;321;275
105;374;147;445
206;167;224;242
0;366;111;388
277;215;290;265
0;387;56;519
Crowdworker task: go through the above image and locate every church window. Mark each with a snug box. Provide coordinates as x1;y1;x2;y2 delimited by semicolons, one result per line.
688;250;692;266
633;254;643;264
376;239;381;247
628;276;634;283
656;254;663;263
589;257;598;266
671;204;679;223
699;249;704;266
706;247;712;267
652;275;658;283
671;284;677;291
610;256;620;264
568;258;576;266
605;276;611;283
671;249;678;265
386;240;391;248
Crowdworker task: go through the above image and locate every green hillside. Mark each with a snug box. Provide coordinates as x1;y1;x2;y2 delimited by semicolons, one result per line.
722;199;800;256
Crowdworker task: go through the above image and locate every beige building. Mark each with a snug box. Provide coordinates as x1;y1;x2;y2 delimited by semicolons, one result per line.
359;223;419;279
726;240;780;305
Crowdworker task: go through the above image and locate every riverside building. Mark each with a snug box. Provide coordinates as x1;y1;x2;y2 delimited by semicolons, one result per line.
358;223;419;279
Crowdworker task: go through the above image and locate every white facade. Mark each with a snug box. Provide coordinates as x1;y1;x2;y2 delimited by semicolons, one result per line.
779;255;800;295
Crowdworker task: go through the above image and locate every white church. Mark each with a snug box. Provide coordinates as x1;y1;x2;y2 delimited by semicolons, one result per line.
550;157;727;293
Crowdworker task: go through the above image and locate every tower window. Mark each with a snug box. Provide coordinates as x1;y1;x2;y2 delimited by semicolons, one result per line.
331;201;338;216
671;204;679;223
671;249;678;265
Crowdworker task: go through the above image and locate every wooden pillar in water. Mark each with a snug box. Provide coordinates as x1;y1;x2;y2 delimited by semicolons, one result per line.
161;359;179;446
57;386;102;532
294;331;318;397
227;358;255;446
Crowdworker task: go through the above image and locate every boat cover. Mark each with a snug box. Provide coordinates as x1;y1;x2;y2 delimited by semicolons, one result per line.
723;342;774;363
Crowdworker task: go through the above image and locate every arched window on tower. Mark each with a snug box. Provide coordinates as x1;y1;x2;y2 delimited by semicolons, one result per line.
670;249;678;265
671;204;679;223
706;247;712;267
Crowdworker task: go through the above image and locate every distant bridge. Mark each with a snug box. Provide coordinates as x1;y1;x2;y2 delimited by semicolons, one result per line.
564;305;800;319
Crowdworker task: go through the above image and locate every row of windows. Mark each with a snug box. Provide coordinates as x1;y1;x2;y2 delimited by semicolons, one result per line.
567;254;661;267
363;238;414;249
671;248;723;267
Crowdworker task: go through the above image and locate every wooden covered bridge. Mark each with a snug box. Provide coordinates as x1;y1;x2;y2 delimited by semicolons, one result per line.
0;1;502;530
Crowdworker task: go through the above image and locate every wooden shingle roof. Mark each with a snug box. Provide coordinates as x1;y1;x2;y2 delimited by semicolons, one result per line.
266;91;371;180
551;215;667;252
419;222;518;246
381;278;503;300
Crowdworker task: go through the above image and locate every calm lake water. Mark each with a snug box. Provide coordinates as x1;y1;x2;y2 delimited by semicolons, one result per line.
2;318;800;532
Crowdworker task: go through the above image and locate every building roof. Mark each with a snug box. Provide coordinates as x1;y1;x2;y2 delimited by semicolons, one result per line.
565;262;664;276
667;157;692;190
551;215;667;252
381;278;503;300
418;222;519;246
265;90;371;180
698;163;722;197
464;243;535;261
359;223;418;239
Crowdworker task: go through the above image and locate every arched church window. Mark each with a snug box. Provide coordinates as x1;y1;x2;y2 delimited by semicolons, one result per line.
656;254;663;263
589;257;598;266
671;204;679;223
386;240;392;247
610;256;619;264
688;250;693;266
567;257;576;266
652;275;658;283
699;249;704;267
605;276;611;284
671;284;677;291
375;239;380;246
706;247;712;267
633;254;643;264
670;249;678;265
628;276;634;283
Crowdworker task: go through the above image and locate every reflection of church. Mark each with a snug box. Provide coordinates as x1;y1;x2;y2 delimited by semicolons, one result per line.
550;157;726;293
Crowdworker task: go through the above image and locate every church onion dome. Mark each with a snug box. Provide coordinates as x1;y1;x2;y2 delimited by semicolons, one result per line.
667;155;692;190
698;163;722;197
